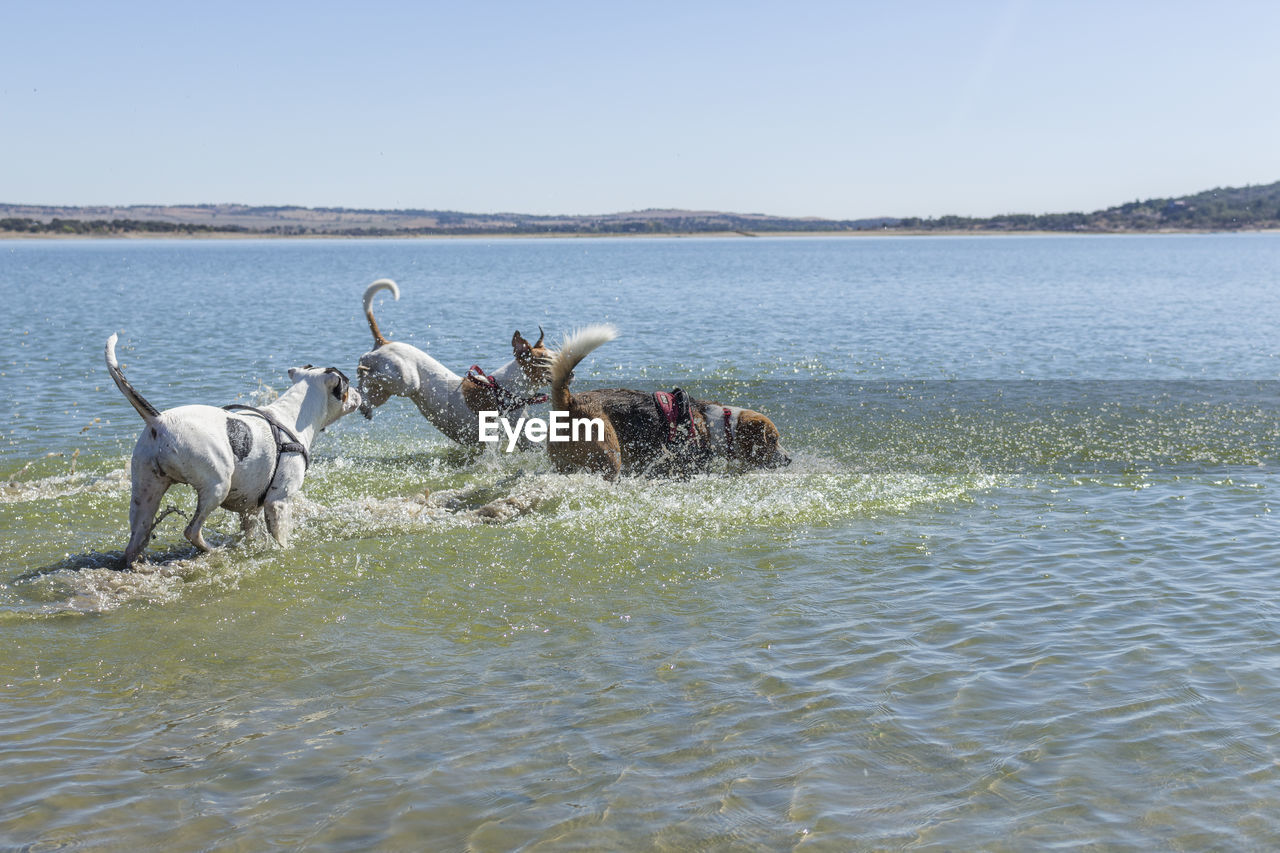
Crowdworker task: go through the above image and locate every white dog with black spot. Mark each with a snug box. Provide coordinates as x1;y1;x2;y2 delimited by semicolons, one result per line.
105;334;362;568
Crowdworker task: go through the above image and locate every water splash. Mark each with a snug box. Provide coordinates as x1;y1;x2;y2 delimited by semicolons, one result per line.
1;447;991;617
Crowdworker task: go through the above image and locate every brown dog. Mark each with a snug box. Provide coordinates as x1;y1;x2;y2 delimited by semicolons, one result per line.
546;324;790;480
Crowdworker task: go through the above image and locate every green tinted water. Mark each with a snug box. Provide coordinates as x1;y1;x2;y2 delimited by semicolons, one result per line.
3;236;1280;849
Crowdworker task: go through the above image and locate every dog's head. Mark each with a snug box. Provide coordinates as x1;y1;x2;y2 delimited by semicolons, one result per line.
512;327;555;387
289;364;363;426
354;343;418;419
730;409;791;469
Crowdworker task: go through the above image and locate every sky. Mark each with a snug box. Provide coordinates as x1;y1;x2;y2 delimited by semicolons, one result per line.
2;1;1278;220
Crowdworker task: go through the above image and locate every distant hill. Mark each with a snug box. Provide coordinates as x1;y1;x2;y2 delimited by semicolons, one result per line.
897;181;1280;232
2;181;1278;237
0;203;894;237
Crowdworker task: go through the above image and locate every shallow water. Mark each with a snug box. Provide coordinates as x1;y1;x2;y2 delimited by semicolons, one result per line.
2;235;1280;849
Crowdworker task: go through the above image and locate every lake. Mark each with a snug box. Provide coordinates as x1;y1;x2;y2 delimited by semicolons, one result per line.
2;233;1279;849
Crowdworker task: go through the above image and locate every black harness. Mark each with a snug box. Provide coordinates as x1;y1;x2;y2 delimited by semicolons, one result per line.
652;388;712;471
222;404;310;506
653;388;699;445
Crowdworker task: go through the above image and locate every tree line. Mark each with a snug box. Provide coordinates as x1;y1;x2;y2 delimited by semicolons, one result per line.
4;180;1278;236
0;217;250;235
897;182;1280;232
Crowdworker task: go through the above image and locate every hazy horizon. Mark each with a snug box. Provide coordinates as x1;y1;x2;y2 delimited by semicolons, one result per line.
5;180;1275;225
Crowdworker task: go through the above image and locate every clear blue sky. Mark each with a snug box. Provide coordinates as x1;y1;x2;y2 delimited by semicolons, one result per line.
2;1;1277;219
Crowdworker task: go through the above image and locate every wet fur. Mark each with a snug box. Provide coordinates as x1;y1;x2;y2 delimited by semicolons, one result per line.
546;325;790;480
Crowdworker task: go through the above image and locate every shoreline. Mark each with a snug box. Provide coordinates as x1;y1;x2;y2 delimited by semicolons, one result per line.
3;227;1279;241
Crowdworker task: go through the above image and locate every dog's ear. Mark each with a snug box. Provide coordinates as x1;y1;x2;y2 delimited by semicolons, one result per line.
288;367;300;382
323;367;350;401
534;326;545;348
512;330;532;354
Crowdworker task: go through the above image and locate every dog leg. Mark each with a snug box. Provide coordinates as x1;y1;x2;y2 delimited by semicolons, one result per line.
598;424;623;481
240;511;260;541
263;499;292;547
124;469;171;567
603;448;622;482
184;482;229;553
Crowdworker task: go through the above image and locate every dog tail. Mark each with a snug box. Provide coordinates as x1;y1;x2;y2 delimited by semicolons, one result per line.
362;278;399;347
551;323;618;409
105;334;161;423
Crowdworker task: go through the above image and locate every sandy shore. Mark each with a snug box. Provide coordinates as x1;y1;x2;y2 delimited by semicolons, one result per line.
4;227;1278;241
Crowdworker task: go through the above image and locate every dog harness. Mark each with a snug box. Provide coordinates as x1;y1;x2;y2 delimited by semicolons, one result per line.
653;388;708;447
722;406;735;457
465;365;549;414
222;404;310;506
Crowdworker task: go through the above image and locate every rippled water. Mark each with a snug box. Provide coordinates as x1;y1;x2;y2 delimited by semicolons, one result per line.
2;235;1280;849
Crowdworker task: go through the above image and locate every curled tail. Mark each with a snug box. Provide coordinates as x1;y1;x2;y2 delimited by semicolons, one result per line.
105;334;160;423
362;278;400;347
551;324;618;409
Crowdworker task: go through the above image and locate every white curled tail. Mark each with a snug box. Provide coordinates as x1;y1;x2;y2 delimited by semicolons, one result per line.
551;324;618;409
362;278;400;346
105;333;160;423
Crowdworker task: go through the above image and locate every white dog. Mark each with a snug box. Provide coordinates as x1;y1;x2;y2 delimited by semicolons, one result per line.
355;279;555;445
105;334;362;567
